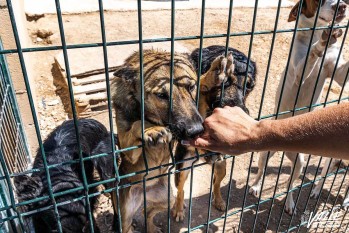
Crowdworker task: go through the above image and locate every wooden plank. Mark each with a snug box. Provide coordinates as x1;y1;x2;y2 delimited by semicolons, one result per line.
79;109;108;118
73;82;107;95
72;72;115;85
75;92;107;103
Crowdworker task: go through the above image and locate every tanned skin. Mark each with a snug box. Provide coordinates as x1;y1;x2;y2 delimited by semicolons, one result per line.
184;103;349;159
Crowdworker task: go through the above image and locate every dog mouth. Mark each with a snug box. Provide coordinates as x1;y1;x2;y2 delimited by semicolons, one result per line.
335;13;346;22
319;16;328;21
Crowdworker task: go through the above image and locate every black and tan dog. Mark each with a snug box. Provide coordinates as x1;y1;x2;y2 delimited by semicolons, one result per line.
15;119;110;233
172;45;257;221
111;50;205;233
109;46;256;231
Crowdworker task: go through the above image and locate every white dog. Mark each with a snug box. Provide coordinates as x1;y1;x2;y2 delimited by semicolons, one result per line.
249;0;348;214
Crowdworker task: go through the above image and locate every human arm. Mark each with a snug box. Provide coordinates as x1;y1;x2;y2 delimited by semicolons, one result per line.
183;103;349;159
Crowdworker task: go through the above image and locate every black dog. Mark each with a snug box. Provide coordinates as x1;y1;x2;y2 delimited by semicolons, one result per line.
172;46;257;219
15;119;111;233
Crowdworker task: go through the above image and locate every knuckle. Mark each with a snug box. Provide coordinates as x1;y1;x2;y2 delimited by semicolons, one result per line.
203;118;212;126
213;107;223;114
233;106;242;112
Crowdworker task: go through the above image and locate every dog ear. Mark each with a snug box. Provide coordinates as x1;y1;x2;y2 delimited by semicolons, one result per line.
288;2;301;22
289;0;320;22
113;66;138;81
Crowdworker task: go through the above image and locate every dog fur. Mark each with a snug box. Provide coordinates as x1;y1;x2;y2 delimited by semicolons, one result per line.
90;133;121;231
190;45;256;99
111;49;205;233
172;46;257;222
250;0;349;215
15;119;110;233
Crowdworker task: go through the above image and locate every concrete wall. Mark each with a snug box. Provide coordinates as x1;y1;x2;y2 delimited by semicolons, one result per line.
0;0;38;158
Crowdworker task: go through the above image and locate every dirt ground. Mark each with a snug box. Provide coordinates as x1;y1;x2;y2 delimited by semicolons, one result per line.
18;4;349;233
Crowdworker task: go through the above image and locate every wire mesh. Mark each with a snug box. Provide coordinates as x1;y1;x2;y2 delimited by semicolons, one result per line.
0;0;348;232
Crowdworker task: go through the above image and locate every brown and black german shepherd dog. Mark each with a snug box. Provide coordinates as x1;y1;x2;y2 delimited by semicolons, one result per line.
111;50;205;233
110;46;256;232
172;45;257;222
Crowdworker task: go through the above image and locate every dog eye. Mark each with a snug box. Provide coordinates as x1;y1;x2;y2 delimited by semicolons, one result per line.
189;85;196;92
156;92;169;100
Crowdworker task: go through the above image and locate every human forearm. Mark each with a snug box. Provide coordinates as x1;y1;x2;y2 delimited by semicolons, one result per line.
186;104;349;159
254;103;349;159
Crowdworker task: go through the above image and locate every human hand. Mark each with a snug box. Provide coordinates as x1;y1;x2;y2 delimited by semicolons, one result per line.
181;106;260;155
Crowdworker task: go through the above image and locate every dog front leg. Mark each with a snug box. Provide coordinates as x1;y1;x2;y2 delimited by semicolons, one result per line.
343;185;349;207
311;158;340;199
284;152;305;215
118;121;144;164
120;185;144;233
146;177;174;233
295;28;343;86
249;151;276;197
213;159;227;211
173;144;199;222
333;60;349;87
294;43;324;87
173;163;191;222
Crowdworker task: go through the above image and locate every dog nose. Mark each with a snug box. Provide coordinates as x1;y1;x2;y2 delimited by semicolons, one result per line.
185;123;204;139
333;2;347;14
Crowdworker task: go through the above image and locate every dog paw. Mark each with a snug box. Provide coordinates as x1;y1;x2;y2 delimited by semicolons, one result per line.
285;198;296;215
213;198;226;211
212;53;234;86
144;126;172;146
172;207;185;222
211;55;228;86
321;28;343;46
285;204;296;215
249;185;261;197
343;197;349;208
310;187;321;199
201;53;235;92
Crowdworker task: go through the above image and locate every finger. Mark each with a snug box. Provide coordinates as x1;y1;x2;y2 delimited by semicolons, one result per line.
199;128;211;139
189;137;212;148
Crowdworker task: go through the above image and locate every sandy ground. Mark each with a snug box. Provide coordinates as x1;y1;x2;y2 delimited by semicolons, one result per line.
17;5;349;233
24;0;294;15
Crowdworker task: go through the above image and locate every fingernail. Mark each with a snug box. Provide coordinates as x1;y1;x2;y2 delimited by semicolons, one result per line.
181;140;190;146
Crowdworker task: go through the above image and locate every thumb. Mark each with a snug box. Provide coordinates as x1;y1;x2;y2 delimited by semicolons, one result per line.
181;137;211;149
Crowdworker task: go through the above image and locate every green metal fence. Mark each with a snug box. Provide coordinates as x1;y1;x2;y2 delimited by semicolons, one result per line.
0;39;31;232
0;0;349;232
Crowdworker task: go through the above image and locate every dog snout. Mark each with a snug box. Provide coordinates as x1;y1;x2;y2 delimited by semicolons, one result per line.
333;2;347;14
170;114;203;139
185;123;204;139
